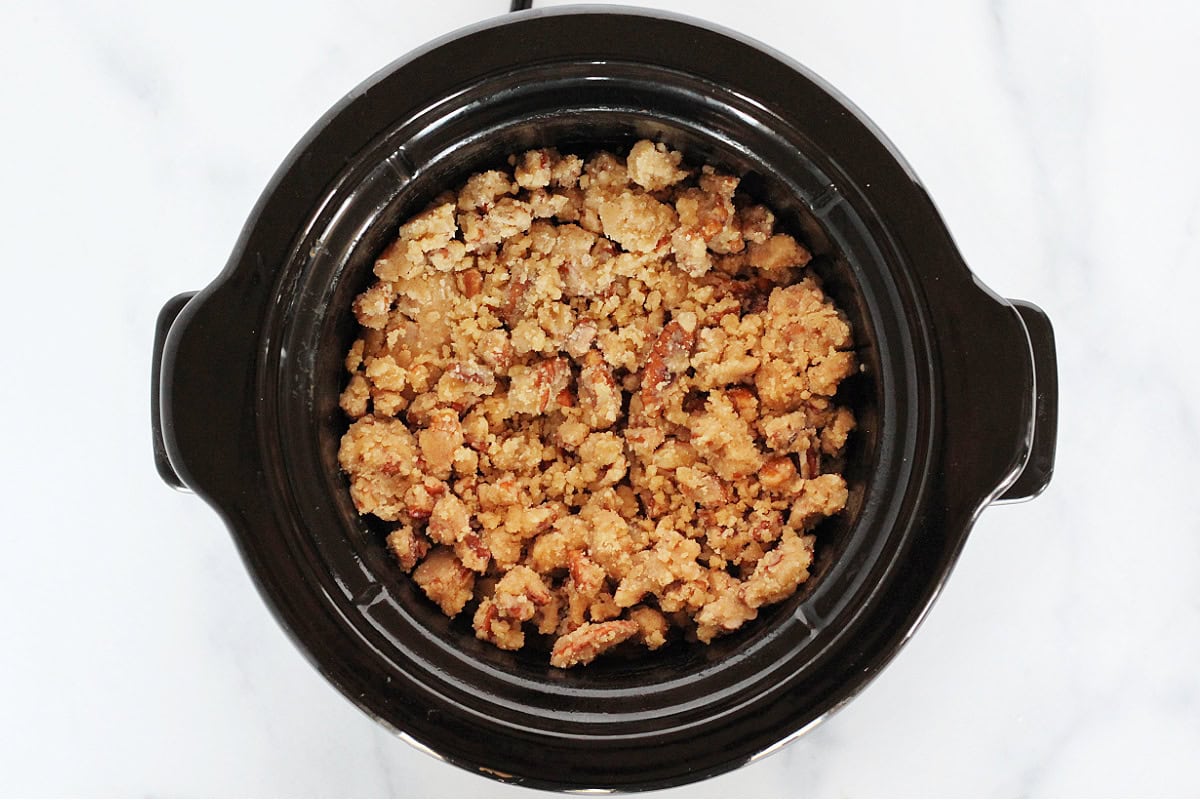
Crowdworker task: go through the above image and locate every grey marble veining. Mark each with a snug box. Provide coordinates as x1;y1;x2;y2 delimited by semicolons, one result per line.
1;1;1197;796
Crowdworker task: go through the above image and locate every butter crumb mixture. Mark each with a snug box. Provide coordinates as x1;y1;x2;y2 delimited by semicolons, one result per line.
338;140;856;668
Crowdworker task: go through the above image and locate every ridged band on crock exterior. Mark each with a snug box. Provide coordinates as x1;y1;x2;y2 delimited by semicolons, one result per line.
157;7;1039;791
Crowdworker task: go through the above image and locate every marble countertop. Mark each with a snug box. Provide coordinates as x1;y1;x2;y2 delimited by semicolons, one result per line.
2;1;1198;796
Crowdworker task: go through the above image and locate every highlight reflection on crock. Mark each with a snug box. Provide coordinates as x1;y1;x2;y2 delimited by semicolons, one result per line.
337;140;856;668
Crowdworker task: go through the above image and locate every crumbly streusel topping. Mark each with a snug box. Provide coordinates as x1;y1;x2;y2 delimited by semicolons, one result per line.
338;140;856;668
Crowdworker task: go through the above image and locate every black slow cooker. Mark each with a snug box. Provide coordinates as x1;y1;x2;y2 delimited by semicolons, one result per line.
152;7;1057;792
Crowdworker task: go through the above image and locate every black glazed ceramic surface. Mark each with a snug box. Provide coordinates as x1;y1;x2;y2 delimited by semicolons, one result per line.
152;7;1058;792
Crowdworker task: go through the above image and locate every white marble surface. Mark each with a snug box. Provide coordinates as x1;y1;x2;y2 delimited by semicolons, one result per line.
1;1;1198;796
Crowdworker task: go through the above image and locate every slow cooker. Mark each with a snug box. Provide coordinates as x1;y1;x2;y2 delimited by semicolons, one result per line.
152;6;1058;791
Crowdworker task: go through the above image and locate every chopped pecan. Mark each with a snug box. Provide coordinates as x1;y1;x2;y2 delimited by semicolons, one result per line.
578;350;621;429
760;455;799;492
549;620;640;668
562;319;598;359
508;356;573;415
418;408;464;480
639;320;696;417
459;267;483;298
499;270;530;326
412;547;475;617
385;524;429;572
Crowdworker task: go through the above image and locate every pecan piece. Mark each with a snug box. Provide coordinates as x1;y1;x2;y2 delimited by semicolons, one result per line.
508;356;573;415
549;620;640;669
639;320;696;417
578;350;621;429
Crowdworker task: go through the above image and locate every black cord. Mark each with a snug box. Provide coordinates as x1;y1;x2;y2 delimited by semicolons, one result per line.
510;0;533;11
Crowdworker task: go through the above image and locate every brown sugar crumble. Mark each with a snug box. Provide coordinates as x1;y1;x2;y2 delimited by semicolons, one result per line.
337;140;856;668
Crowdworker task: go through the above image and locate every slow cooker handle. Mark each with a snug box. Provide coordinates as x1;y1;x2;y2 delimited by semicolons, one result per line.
152;291;197;491
997;299;1058;502
152;280;261;500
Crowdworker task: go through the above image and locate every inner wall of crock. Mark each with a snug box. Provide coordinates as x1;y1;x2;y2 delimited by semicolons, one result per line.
277;69;901;705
